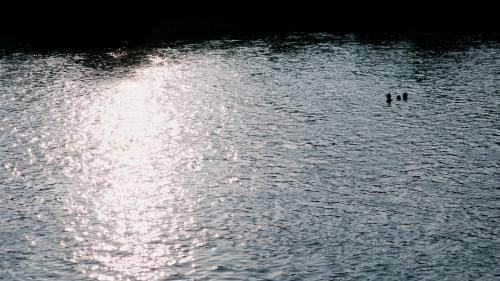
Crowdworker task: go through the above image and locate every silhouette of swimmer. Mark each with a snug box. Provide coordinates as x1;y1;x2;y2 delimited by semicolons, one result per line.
396;95;401;101
386;93;392;103
403;92;408;101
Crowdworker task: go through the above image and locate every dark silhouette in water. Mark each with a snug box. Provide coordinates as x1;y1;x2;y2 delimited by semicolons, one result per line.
403;92;408;101
397;95;401;101
386;93;393;103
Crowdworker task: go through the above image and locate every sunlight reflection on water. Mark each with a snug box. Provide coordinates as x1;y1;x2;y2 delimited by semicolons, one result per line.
63;65;207;280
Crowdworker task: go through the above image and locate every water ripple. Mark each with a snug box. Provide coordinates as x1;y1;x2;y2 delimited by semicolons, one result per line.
1;34;500;280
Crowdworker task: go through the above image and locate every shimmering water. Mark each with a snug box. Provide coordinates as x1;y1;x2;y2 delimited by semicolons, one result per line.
1;33;500;280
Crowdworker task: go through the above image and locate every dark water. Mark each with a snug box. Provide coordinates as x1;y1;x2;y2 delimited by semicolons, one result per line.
1;33;500;280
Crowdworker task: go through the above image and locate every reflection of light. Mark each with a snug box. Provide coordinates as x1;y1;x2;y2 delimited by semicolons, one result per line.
64;66;203;281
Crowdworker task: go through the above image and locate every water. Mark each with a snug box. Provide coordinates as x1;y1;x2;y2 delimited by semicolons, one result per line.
1;33;500;280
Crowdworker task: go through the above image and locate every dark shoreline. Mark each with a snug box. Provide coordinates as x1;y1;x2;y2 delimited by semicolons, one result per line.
1;3;499;48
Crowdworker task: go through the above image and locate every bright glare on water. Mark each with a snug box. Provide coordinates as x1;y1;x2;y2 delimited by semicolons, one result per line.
1;33;500;280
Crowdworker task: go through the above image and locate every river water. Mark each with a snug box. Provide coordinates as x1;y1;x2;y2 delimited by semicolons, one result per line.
1;33;499;280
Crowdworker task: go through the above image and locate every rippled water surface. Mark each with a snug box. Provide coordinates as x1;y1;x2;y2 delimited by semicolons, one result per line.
1;34;500;280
